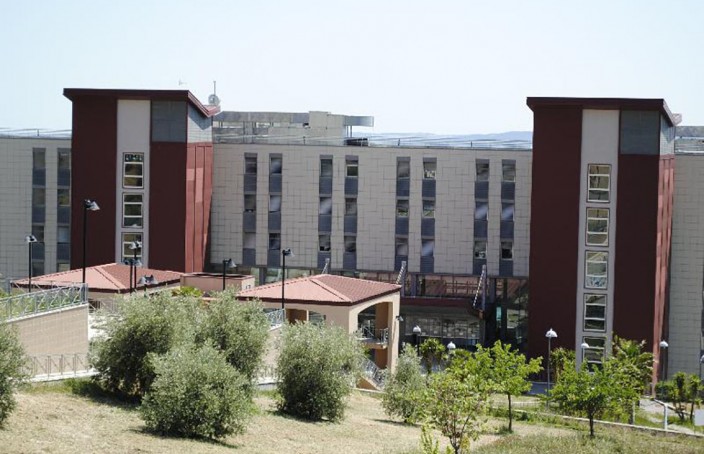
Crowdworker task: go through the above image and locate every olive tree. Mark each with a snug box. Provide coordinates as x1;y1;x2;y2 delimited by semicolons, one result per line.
0;322;27;425
276;322;364;421
382;343;426;423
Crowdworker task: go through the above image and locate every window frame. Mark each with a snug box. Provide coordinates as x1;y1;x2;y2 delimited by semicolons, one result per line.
244;156;258;175
344;235;357;253
318;234;331;252
121;233;143;261
500;241;513;261
270;156;282;175
587;164;611;203
582;336;606;365
473;240;487;260
474;201;488;221
122;193;144;228
244;194;256;213
502;160;516;182
396;199;409;218
423;161;437;180
269;195;282;213
584;294;607;332
395;237;409;257
397;160;410;179
476;161;489;182
345;198;357;216
422;199;435;218
123;153;144;189
319;196;333;215
585;251;608;289
320;158;333;178
586;207;609;246
346;159;358;178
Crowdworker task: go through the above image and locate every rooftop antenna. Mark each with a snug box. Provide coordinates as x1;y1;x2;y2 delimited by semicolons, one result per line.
178;79;187;86
208;80;220;106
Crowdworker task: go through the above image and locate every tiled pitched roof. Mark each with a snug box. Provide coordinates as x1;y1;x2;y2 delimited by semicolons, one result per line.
14;263;182;292
238;274;400;305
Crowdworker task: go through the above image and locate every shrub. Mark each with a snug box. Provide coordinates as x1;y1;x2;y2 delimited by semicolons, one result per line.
90;293;201;397
141;344;251;439
382;343;426;423
197;294;269;388
276;322;364;421
419;338;446;374
0;322;27;425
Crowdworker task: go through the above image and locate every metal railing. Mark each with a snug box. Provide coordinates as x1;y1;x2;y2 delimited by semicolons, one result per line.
24;353;92;379
265;308;285;329
257;364;278;383
356;326;389;344
2;284;86;320
362;358;385;389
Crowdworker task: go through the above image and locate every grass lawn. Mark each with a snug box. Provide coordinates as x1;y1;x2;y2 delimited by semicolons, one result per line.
0;382;702;453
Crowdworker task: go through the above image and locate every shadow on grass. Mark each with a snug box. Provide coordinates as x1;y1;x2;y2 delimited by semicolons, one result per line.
372;418;418;428
128;426;243;450
64;377;140;411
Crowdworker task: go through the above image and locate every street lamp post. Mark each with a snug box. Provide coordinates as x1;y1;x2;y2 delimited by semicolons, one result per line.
545;328;558;407
222;258;235;291
659;340;669;381
137;275;158;296
127;241;141;293
447;341;456;361
413;325;422;356
82;199;100;285
281;248;293;310
25;234;37;292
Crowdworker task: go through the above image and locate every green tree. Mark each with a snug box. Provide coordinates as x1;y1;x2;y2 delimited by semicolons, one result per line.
0;322;28;425
549;347;575;384
484;341;542;432
382;343;426;423
91;293;200;398
612;336;653;394
550;358;621;437
197;294;269;391
276;322;364;421
141;344;252;439
657;372;702;423
420;338;447;375
423;371;488;454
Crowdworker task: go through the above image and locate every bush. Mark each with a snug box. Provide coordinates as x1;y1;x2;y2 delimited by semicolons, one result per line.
141;344;252;439
276;322;364;421
0;322;27;425
197;294;269;388
382;343;426;423
90;293;200;397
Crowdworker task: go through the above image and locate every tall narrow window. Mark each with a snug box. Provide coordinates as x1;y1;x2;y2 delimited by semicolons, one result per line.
123;153;144;188
344;236;356;253
586;208;609;246
319;234;331;252
123;194;143;227
244;194;256;212
395;237;409;256
33;149;46;170
422;200;435;218
502;160;516;182
584;294;606;332
476;161;489;181
346;159;358;177
32;188;46;207
319;197;332;215
587;164;610;202
423;161;437;180
58;149;71;171
121;233;142;261
243;232;256;249
396;199;409;217
57;189;70;207
501;202;514;221
268;233;281;250
270;156;282;175
585;251;608;289
473;241;487;259
345;198;357;216
269;195;281;213
583;336;606;364
501;241;513;260
320;158;333;178
421;239;434;257
397;160;410;179
474;201;488;220
245;156;257;174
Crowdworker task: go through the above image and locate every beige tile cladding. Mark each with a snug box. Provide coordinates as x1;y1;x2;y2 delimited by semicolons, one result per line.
669;154;704;376
211;143;531;276
0;138;70;281
9;304;89;356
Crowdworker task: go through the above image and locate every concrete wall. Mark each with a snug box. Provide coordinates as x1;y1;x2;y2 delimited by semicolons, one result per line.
9;304;89;356
669;154;704;375
210;143;531;277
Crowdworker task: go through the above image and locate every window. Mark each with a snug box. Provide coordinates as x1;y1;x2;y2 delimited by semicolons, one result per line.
474;201;488;220
421;239;434;257
320;158;333;178
123;153;144;188
501;241;513;260
57;226;70;243
474;240;487;259
501;203;514;221
585;251;608;289
123;194;143;227
269;195;281;213
270;156;282;175
244;194;256;212
268;233;281;250
397;160;410;179
245;156;257;174
476;161;489;181
586;208;609;246
319;234;331;252
395;237;408;256
318;197;333;215
57;263;70;272
423;200;435;218
396;199;409;217
423;161;437;180
344;236;356;253
32;224;45;242
584;294;606;332
58;150;71;171
583;336;606;364
33;149;46;169
32;262;44;277
32;188;45;206
346;159;358;177
345;198;357;216
502;160;516;182
587;164;610;202
58;189;70;207
243;232;256;249
122;233;142;260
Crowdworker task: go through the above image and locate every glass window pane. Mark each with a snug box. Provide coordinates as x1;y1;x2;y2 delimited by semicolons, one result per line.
319;234;331;252
320;158;333;178
269;195;281;212
57;189;70;207
397;160;410;179
421;240;434;257
476;162;489;181
501;241;513;260
319;197;332;215
344;236;356;253
124;163;142;176
474;241;487;259
243;233;256;249
423;200;435;218
396;199;409;217
502;161;516;182
57;226;70;243
475;201;488;220
585;304;605;319
395;238;408;256
346;160;358;177
501;203;514;221
33;188;45;206
124;204;142;216
124;194;142;203
268;233;280;250
585;319;606;331
244;194;256;212
345;198;357;216
32;225;44;242
245;157;257;174
123;176;143;187
270;156;282;174
423;161;436;180
33;149;46;169
122;233;142;259
58;150;71;170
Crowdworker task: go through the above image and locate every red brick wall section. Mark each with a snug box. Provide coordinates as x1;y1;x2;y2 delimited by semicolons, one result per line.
526;106;583;361
69;96;118;270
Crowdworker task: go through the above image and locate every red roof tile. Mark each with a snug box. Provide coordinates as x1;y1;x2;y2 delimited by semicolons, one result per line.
238;274;400;305
14;263;183;293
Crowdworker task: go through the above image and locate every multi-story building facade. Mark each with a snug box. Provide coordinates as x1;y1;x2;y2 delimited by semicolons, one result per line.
5;88;704;380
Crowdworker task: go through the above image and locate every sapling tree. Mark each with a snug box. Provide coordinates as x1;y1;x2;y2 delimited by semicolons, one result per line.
420;338;446;375
382;343;426;423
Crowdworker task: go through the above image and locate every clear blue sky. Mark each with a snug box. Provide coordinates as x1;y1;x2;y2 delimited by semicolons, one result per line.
2;0;702;134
